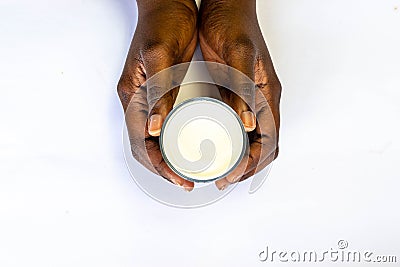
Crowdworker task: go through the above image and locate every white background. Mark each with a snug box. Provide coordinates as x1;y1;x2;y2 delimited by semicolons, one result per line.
1;0;399;266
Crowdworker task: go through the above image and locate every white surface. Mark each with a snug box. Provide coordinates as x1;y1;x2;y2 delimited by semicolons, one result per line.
1;0;399;266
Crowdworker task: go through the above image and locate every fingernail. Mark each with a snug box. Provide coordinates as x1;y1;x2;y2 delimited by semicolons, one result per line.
219;184;229;191
240;111;256;132
171;178;183;187
148;114;162;136
226;173;241;183
231;176;241;183
183;185;194;192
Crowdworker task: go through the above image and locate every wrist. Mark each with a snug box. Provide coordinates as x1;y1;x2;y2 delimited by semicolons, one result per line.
200;0;256;17
201;0;256;7
137;0;198;13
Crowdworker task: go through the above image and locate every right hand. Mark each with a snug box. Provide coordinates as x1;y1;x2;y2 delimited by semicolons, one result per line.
198;0;281;190
117;0;198;191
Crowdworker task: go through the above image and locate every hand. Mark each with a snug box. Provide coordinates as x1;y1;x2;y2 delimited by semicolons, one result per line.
117;0;198;191
199;0;281;190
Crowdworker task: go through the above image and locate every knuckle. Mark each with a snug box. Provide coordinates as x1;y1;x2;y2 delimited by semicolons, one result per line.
171;2;197;28
141;40;174;60
273;79;282;97
273;147;279;160
272;79;282;105
149;91;175;115
117;78;135;109
224;34;256;58
116;79;127;96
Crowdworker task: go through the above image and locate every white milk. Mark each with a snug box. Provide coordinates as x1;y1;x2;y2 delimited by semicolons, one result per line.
161;97;246;183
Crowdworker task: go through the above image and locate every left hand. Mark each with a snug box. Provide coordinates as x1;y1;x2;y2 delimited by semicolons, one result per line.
117;0;198;191
198;0;282;190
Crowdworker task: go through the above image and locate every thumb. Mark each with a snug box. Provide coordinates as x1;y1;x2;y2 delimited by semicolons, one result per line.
147;70;178;137
141;44;180;137
222;38;257;132
148;89;178;137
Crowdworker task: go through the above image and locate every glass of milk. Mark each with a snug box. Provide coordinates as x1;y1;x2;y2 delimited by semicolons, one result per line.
160;96;247;183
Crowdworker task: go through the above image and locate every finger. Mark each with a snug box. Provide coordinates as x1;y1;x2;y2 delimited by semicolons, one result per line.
223;37;257;132
223;136;272;184
145;137;194;192
122;82;194;191
216;87;279;187
219;87;256;132
156;160;195;192
140;44;174;136
240;127;275;177
247;88;278;160
214;149;277;189
147;88;178;136
123;83;158;174
141;41;197;136
228;118;276;183
215;148;277;188
199;34;257;131
214;146;249;189
215;178;230;191
224;153;249;183
238;148;278;182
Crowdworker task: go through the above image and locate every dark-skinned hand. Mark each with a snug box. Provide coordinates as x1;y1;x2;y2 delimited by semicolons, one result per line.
198;0;281;190
117;0;198;191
